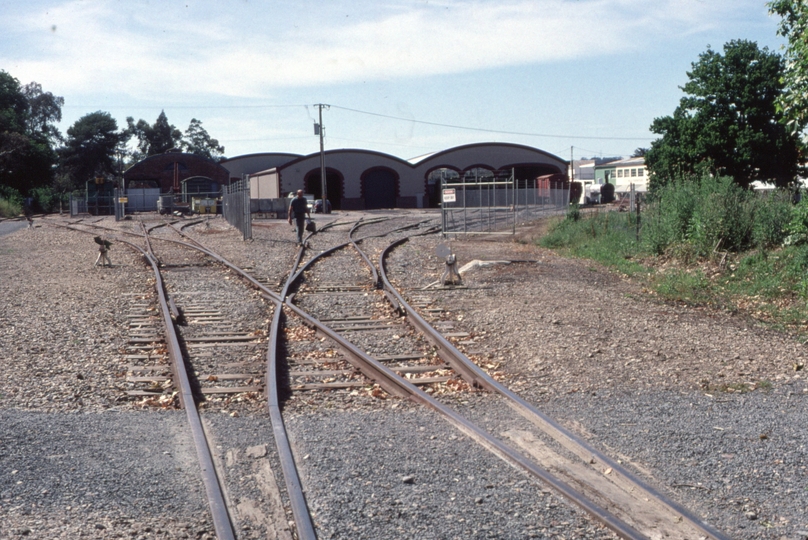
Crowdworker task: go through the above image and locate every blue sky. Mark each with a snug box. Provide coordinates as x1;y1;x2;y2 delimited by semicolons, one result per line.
0;0;787;161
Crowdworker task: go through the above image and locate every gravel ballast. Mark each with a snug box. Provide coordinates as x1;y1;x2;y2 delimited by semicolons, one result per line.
2;212;808;539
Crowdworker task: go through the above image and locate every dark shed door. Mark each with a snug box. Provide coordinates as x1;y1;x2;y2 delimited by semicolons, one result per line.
363;169;397;209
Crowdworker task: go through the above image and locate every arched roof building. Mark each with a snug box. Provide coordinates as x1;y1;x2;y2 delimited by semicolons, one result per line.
247;142;567;210
220;152;302;181
124;152;230;193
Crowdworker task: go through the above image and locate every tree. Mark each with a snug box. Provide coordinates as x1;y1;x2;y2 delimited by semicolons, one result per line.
645;40;802;190
181;118;225;160
631;147;648;158
768;0;808;134
0;71;59;194
59;111;122;186
125;110;182;159
22;82;63;144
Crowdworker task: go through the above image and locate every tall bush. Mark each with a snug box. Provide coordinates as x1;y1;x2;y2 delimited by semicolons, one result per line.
0;197;21;218
642;179;700;254
643;176;757;255
753;190;793;248
784;194;808;246
29;186;59;213
687;176;755;254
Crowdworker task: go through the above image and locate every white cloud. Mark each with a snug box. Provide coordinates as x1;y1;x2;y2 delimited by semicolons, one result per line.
0;0;765;100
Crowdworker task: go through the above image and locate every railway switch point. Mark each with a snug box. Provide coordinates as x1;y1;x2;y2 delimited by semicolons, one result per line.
441;253;462;286
436;242;462;286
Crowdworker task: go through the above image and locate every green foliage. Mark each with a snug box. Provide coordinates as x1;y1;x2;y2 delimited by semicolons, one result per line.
539;179;808;334
126;110;182;159
59;111;122;185
565;203;580;222
540;211;645;276
181;118;225;160
0;184;22;204
731;246;808;299
784;195;808;246
642;179;700;254
643;176;758;256
0;185;22;217
29;186;60;213
646;40;802;189
768;0;808;134
0;70;61;194
0;197;21;218
653;269;714;305
753;190;793;248
688;178;755;254
21;82;63;144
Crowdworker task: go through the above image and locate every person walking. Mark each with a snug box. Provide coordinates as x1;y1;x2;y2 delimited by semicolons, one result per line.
287;190;310;246
23;198;34;229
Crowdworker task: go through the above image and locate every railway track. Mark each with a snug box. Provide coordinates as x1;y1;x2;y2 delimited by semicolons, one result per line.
50;213;729;539
282;216;730;539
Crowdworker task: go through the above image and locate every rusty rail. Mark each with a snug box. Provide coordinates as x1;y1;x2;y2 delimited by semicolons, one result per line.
58;219;314;540
281;292;645;539
151;222;318;540
377;236;731;540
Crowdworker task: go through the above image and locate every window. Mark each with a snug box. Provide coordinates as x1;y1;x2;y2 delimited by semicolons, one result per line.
631;168;637;177
638;168;645;177
617;170;623;178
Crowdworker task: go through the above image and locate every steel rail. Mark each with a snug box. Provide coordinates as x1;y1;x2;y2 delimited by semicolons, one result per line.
141;249;236;540
377;236;731;540
265;294;319;540
347;219;437;288
147;223;318;540
281;295;645;539
109;216;709;539
57;220;315;539
80;233;237;540
281;221;646;539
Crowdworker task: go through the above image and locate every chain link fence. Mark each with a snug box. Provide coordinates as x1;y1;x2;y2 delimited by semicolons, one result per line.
440;172;571;235
222;178;252;240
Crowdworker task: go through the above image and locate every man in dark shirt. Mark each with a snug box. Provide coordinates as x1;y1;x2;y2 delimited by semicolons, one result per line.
287;190;311;246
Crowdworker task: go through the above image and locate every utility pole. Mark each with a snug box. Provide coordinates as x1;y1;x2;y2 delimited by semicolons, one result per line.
315;104;330;213
570;146;574;183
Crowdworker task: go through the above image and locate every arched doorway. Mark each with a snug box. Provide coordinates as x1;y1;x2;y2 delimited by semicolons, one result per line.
361;167;398;209
182;176;219;197
425;168;460;208
304;168;344;210
506;164;563;188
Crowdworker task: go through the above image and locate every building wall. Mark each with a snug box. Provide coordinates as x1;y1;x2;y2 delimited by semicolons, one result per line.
124;152;230;193
277;150;413;200
244;143;568;210
221;153;301;181
413;143;565;179
250;171;280;199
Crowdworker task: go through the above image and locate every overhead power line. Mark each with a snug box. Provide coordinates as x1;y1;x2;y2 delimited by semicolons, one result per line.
63;104;308;109
329;105;654;142
61;100;653;143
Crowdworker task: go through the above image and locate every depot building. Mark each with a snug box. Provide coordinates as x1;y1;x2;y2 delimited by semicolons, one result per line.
122;142;568;212
222;142;567;210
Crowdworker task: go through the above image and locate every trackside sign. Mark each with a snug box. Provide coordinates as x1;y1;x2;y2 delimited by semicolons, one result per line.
442;188;456;203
